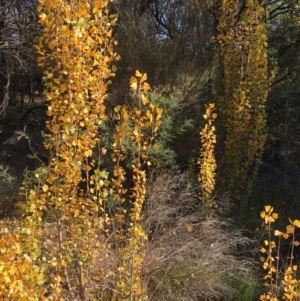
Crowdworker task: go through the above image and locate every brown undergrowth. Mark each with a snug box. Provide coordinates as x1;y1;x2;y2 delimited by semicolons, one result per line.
0;168;258;300
141;168;256;301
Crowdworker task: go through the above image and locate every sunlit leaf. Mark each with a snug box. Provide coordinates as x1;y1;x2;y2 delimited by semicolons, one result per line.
286;225;294;234
156;107;163;116
140;73;147;82
143;82;150;92
260;256;265;262
42;184;49;192
264;205;272;213
141;93;148;105
135;70;143;77
130;76;138;90
260;211;266;218
282;233;289;239
39;13;47;21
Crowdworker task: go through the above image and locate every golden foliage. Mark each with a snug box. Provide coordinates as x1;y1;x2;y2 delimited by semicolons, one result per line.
260;206;300;300
198;103;217;201
27;0;117;299
0;169;49;299
112;72;163;300
217;0;273;200
0;222;46;300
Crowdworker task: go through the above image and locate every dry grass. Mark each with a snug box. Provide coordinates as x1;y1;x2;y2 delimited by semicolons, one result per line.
141;168;256;301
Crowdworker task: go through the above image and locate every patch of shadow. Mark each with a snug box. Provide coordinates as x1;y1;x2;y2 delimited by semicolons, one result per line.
0;143;43;218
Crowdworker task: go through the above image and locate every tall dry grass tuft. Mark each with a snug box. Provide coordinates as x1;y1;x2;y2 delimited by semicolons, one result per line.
142;168;256;301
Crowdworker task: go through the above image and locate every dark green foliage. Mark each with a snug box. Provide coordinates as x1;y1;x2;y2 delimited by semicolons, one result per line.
100;89;194;170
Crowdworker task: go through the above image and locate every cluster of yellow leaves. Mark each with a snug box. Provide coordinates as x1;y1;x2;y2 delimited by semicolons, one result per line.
0;222;46;300
217;0;272;201
28;0;118;299
0;165;51;299
113;71;162;300
260;206;300;301
198;103;217;201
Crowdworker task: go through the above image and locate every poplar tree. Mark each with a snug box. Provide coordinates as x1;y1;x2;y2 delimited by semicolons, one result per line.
34;0;118;298
217;0;273;201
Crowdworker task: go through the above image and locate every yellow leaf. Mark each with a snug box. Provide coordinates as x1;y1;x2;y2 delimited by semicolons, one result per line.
135;70;143;77
293;220;300;228
143;82;151;92
260;211;266;218
59;83;67;92
261;33;267;40
39;13;47;21
274;230;282;236
265;215;274;223
282;233;289;239
133;128;139;136
63;17;71;24
272;213;278;220
260;294;266;300
42;184;49;192
61;260;67;267
130;76;138;90
93;59;100;66
156;107;163;116
4;274;10;283
264;205;272;213
85;149;93;157
141;73;147;82
114;105;121;112
141;93;148;105
294;241;300;247
286;225;294;234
